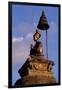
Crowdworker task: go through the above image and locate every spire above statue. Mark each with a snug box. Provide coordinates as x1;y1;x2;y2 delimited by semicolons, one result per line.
37;10;50;30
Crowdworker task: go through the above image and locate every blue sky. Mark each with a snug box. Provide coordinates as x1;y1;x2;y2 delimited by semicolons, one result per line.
12;4;59;85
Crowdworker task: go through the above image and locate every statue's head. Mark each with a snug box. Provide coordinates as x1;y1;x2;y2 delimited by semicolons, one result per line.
33;30;41;42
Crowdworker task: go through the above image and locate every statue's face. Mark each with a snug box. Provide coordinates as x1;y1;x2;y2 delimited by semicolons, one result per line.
33;33;40;41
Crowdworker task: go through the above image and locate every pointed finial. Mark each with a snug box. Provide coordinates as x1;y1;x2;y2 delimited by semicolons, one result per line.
42;10;45;16
37;10;50;30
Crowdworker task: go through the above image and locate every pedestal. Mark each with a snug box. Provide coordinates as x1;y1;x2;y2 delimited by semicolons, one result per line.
15;57;56;87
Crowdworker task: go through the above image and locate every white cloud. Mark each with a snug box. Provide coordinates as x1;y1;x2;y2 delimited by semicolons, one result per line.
26;33;33;39
12;37;24;43
12;32;33;43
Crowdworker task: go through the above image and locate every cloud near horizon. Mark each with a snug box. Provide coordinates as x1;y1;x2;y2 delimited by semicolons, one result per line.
12;37;24;43
12;32;33;43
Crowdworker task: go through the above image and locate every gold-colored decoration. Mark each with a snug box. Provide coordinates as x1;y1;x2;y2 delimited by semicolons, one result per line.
37;43;43;54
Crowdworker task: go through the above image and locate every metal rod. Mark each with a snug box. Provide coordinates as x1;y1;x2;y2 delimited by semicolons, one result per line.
46;30;48;60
